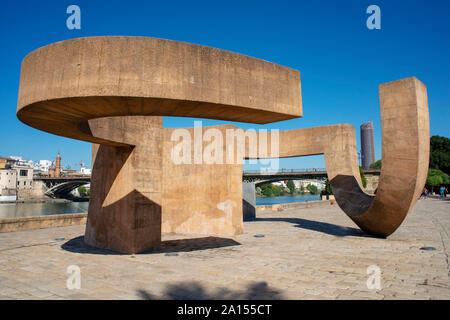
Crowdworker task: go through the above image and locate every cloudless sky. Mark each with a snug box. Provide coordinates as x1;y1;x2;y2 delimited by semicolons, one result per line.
0;0;449;170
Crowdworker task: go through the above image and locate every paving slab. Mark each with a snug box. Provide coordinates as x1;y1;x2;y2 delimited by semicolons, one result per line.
0;198;449;300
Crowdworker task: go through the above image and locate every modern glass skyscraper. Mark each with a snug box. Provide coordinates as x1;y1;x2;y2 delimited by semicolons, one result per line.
360;121;375;170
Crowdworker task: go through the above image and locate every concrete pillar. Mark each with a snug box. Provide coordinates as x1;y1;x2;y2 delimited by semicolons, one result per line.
242;182;256;221
84;117;163;254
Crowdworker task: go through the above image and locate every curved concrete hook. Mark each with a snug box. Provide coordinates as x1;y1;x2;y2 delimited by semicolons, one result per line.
246;77;429;237
329;77;430;237
87;76;429;239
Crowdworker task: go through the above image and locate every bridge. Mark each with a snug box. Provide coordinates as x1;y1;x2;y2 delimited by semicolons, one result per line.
32;169;381;198
33;176;91;198
243;168;381;186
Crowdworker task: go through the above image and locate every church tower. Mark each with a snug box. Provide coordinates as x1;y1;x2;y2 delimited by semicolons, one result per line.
55;152;61;177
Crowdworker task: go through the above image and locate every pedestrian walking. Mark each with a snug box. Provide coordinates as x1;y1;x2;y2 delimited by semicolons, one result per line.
422;187;428;199
440;186;445;198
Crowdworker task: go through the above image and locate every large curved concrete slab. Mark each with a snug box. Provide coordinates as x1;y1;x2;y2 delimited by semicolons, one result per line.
337;77;430;236
16;36;429;252
17;36;302;146
244;77;429;237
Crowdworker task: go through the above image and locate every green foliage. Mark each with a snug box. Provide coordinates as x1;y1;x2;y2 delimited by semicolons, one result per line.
426;169;449;188
324;179;332;195
306;184;319;195
430;135;450;175
370;160;382;170
260;184;271;197
299;185;306;195
78;186;87;197
359;166;367;188
259;183;283;197
287;180;296;194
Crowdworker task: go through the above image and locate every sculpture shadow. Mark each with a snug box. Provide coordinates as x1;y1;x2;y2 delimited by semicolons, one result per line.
137;280;284;300
61;235;241;255
61;236;122;255
329;174;374;217
242;199;256;221
255;217;378;238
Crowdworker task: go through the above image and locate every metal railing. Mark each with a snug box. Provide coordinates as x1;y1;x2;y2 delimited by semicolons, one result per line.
243;168;327;174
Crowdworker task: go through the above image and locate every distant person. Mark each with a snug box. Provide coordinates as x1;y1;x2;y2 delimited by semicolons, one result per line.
421;188;428;199
445;187;448;198
440;186;445;198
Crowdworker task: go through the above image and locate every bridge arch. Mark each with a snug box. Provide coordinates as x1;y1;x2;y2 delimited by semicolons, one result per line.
44;181;90;198
254;177;326;188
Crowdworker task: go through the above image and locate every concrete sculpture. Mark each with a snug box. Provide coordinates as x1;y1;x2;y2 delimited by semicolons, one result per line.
17;36;429;253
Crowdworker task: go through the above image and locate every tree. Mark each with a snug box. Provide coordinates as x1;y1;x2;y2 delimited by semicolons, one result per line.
370;160;382;170
78;186;87;197
260;183;272;197
324;179;332;195
306;184;319;195
259;183;283;197
300;185;305;195
273;184;283;196
359;166;367;188
430;135;450;175
426;169;449;193
287;180;296;194
321;179;333;197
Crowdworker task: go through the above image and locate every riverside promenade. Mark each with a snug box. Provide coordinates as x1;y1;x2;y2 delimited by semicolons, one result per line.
0;198;449;300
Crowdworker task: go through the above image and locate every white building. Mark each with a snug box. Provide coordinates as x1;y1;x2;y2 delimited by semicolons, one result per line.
294;179;325;190
0;168;17;201
269;179;325;190
272;181;286;187
3;156;34;199
34;160;52;172
8;156;33;167
80;167;91;175
13;164;34;198
8;156;23;162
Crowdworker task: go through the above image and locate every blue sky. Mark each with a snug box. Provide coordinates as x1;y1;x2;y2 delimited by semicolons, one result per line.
1;0;449;170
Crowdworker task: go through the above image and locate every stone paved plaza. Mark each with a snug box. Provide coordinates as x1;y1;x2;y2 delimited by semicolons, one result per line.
0;198;449;300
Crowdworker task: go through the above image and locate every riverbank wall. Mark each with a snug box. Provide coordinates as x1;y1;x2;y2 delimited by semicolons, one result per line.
0;199;335;232
0;213;87;233
256;199;334;212
0;198;71;204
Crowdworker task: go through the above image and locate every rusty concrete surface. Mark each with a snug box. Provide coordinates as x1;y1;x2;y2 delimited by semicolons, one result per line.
16;36;429;253
17;36;302;147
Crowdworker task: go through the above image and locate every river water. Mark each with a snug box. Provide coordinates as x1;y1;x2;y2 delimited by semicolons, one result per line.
256;194;321;205
0;195;320;219
0;201;89;219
